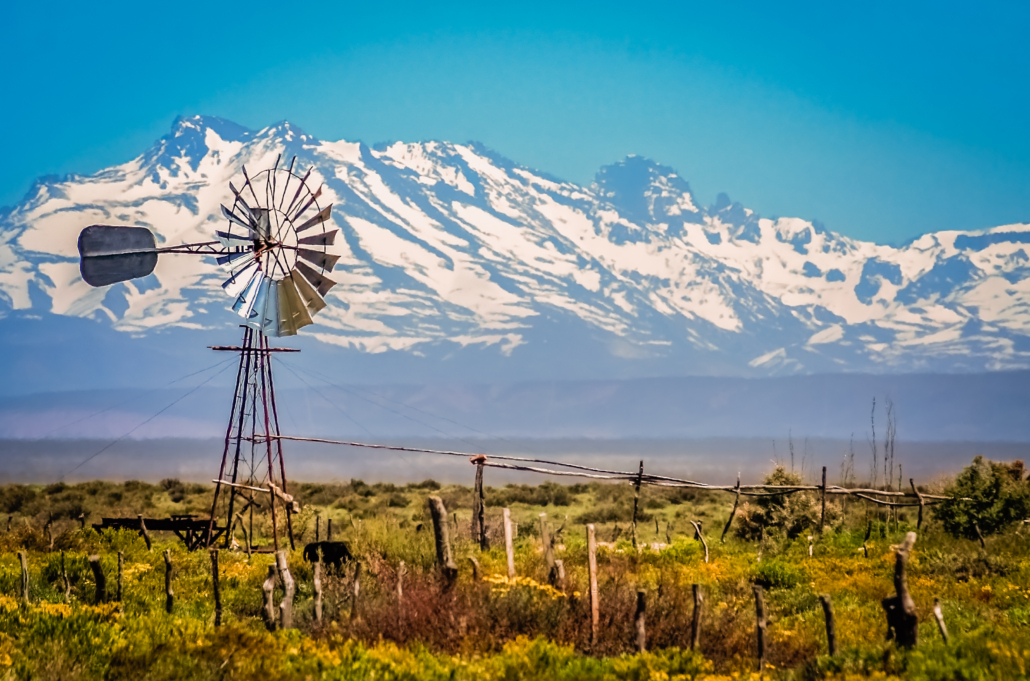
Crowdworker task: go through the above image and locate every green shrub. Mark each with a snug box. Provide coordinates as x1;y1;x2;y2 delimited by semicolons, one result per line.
935;456;1030;539
734;466;818;540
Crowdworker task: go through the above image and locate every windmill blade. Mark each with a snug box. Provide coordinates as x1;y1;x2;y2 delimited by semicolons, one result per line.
297;229;337;248
276;156;297;211
259;281;282;336
251;208;272;240
297;248;340;272
290;185;323;222
295;205;333;234
222;261;259;299
295;260;338;298
231;270;264;319
220;204;255;231
215;230;254;247
247;275;271;322
77;225;158;287
278;274;313;335
289;262;328;314
283;167;312;216
216;248;255;266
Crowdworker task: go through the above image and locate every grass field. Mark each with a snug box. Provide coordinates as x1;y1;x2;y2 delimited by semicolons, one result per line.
0;464;1028;680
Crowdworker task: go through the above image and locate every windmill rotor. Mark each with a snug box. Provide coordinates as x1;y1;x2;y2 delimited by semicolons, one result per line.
77;155;339;337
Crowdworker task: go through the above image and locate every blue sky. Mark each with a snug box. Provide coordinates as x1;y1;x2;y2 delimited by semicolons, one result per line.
2;1;1028;244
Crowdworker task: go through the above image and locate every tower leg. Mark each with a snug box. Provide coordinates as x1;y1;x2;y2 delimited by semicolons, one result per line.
206;327;250;547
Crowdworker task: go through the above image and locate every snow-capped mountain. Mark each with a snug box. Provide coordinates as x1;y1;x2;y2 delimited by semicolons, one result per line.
2;115;1029;379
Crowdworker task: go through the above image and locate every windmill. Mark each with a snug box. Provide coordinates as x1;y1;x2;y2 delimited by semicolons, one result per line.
77;155;338;550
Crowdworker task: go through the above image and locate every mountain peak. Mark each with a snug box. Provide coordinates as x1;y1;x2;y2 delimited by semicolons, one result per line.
593;156;702;227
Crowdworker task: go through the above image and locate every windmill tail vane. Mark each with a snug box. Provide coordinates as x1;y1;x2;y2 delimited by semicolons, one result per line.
76;154;339;337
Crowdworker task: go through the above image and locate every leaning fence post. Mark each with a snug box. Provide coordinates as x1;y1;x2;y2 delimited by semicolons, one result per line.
428;496;458;588
691;584;704;651
163;550;174;614
313;557;324;625
17;551;29;606
721;472;741;543
503;508;516;579
261;565;276;631
819;593;837;656
88;554;106;604
634;589;647;653
932;597;948;644
277;550;295;629
881;531;918;648
117;551;124;601
690;520;709;563
909;479;925;530
468;556;481;582
540;513;557;585
60;551;71;603
138;514;152;552
631;460;644;549
754;585;767;671
210;549;222;627
587;524;600;645
235;512;252;559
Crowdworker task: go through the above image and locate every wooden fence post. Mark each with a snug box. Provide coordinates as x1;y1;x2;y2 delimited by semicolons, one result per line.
327;518;333;542
163;550;174;614
910;479;925;530
862;520;872;558
820;466;828;530
721;473;741;543
315;515;321;542
138;514;152;552
261;565;276;631
45;512;54;552
932;597;949;644
690;520;709;563
277;550;295;629
631;460;644;549
428;496;458;588
117;551;124;601
503;508;516;579
472;461;488;550
88;554;106;604
881;531;918;648
468;556;481;582
587;524;599;645
396;561;406;605
313;558;323;625
634;590;647;653
540;513;557;585
60;551;71;603
17;551;29;606
808;535;814;558
819;593;837;656
754;585;767;671
691;584;703;651
210;549;222;627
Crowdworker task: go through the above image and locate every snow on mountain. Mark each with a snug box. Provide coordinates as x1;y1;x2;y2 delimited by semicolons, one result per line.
2;115;1029;378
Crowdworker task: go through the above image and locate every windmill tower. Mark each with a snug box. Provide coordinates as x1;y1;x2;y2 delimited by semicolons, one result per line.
77;155;339;550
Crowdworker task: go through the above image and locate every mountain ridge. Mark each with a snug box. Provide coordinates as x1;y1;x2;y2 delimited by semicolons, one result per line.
2;114;1029;384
